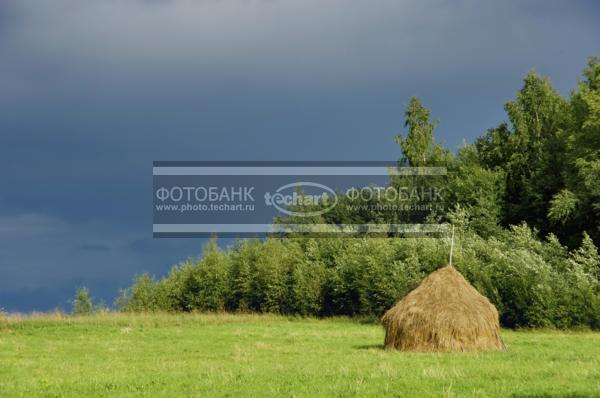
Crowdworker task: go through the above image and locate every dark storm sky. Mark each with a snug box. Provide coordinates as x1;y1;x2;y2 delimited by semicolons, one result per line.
1;0;599;311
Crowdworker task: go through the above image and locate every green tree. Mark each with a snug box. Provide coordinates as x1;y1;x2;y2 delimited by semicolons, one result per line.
395;97;451;167
393;97;452;224
551;57;600;246
475;70;578;243
446;144;505;237
117;273;161;311
250;239;288;312
72;287;93;315
503;71;567;232
191;240;230;311
227;239;258;311
570;232;600;281
283;239;325;315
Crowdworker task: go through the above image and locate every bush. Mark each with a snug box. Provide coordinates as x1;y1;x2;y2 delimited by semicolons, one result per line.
115;225;600;329
72;287;94;315
116;274;161;311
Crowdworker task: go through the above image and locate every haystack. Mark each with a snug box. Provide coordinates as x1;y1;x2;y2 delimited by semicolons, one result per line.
382;265;504;352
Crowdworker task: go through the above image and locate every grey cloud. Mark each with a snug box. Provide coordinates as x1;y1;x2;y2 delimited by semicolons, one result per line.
0;214;139;290
79;243;113;252
0;0;598;312
2;0;597;101
0;212;203;297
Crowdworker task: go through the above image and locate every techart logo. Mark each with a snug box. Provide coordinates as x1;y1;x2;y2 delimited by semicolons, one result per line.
264;182;338;217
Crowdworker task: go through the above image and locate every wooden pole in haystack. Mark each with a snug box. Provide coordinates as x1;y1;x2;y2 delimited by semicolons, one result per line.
449;224;455;266
381;223;505;352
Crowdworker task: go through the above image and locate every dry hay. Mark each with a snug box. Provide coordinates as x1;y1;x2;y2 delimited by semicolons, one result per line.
382;265;504;352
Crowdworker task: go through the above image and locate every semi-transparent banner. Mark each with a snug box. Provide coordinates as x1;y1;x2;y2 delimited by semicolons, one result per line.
153;161;449;237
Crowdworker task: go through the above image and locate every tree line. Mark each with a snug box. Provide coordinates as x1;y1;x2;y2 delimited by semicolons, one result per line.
110;57;600;328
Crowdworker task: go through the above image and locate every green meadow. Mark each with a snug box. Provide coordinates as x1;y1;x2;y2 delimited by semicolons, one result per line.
1;313;599;397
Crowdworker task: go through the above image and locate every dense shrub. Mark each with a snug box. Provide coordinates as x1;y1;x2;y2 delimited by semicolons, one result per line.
71;287;94;315
117;225;600;329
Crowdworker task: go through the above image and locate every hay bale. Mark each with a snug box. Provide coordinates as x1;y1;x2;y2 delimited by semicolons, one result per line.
382;265;504;352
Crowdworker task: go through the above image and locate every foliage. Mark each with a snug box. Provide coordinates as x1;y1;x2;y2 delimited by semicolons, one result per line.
548;189;579;224
118;226;600;329
395;97;451;167
71;287;94;316
475;58;600;246
117;57;600;330
446;144;505;237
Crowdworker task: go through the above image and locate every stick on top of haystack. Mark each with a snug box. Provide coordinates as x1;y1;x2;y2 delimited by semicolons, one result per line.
382;224;505;352
449;224;455;266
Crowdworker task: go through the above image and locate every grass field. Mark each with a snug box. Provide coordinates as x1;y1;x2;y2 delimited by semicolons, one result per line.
1;313;599;397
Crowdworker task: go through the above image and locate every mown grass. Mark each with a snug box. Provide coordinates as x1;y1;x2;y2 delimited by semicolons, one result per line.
0;313;599;397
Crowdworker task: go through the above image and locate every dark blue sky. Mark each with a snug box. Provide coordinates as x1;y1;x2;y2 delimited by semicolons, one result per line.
1;0;599;312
